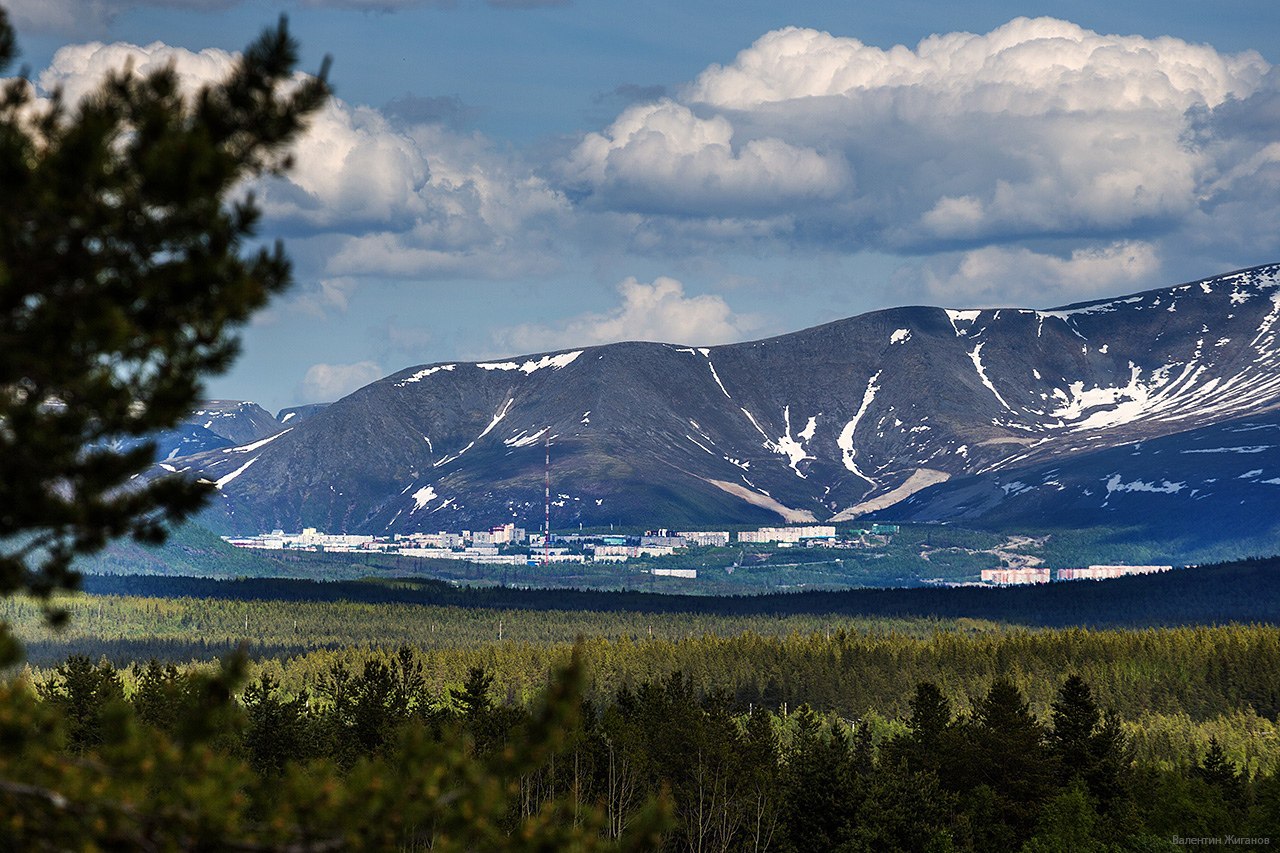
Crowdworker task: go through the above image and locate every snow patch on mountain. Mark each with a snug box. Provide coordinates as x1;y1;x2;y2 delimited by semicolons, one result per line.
774;405;815;478
227;429;291;453
945;310;981;337
478;399;515;439
396;364;455;386
477;352;582;374
434;398;515;467
215;457;258;489
411;485;438;511
838;372;881;486
1039;296;1145;322
1104;474;1186;496
505;427;549;448
969;343;1014;411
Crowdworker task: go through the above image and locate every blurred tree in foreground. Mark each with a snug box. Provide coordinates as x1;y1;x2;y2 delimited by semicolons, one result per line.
0;648;670;850
0;6;328;621
0;13;676;847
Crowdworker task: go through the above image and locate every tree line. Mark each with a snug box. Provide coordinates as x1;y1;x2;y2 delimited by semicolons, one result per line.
74;552;1280;627
3;647;1276;850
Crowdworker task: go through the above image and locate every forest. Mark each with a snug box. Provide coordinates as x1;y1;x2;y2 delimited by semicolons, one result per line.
67;550;1280;628
2;556;1279;848
2;638;1276;849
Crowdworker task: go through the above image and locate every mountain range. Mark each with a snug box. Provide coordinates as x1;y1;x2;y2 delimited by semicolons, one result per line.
158;263;1280;557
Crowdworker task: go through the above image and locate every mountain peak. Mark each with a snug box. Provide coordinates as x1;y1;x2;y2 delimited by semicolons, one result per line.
157;263;1280;551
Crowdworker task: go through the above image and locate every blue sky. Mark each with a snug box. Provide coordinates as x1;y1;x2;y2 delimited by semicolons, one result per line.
7;0;1280;414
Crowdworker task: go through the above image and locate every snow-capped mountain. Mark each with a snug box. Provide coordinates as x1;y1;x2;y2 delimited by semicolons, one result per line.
881;410;1280;547
167;264;1280;546
123;400;283;463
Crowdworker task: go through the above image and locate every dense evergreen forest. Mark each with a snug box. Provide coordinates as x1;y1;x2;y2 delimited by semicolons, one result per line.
3;557;1278;847
3;644;1277;849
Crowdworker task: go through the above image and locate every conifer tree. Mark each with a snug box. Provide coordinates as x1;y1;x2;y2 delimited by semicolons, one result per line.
36;654;125;753
0;8;329;616
453;664;496;719
1048;674;1128;809
967;678;1054;843
1194;736;1245;806
898;680;956;775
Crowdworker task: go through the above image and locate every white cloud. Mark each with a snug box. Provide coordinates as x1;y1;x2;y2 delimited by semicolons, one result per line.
563;99;851;217
38;40;240;103
297;361;385;403
257;102;430;231
910;241;1161;306
569;17;1277;260
315;124;570;280
31;40;570;288
685;20;1261;111
494;276;757;351
20;19;1280;318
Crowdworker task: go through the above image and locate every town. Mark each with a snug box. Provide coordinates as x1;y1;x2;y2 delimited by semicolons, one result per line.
223;524;1172;584
222;523;883;574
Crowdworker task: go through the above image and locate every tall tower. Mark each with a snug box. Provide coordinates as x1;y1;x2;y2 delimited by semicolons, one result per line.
544;434;551;566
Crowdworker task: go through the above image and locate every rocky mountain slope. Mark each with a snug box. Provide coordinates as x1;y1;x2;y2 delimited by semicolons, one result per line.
164;264;1280;542
125;400;283;462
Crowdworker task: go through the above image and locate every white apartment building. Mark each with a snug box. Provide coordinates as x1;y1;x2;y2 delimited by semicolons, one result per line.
738;525;837;544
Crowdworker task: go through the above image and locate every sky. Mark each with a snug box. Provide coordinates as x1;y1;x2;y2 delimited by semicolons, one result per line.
6;0;1280;414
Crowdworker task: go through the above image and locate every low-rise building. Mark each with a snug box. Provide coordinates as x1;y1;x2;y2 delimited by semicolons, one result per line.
640;534;686;549
651;568;697;579
981;568;1050;585
1057;565;1173;581
489;523;526;544
676;530;730;547
738;525;836;544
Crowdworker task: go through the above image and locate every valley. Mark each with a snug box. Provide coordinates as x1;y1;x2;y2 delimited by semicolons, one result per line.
127;263;1280;573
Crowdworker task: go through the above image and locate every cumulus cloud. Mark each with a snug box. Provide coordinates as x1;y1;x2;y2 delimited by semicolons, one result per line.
685;20;1260;110
297;361;385;403
563;99;852;217
21;18;1280;318
494;276;757;351
309;123;570;280
33;40;570;288
568;17;1278;263
37;40;240;103
908;241;1161;306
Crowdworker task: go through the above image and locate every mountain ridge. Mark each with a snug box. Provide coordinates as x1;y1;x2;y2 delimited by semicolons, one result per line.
157;262;1280;549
